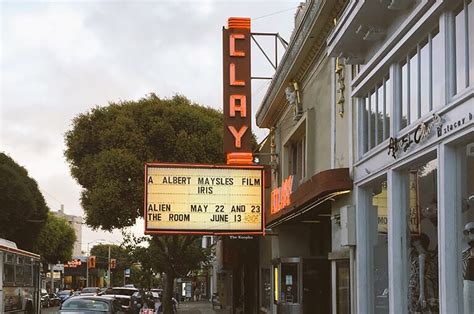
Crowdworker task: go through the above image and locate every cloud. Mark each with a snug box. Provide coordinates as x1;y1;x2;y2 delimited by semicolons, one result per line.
1;0;298;243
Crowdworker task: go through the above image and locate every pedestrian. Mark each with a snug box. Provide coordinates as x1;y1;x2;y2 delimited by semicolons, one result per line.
194;287;201;301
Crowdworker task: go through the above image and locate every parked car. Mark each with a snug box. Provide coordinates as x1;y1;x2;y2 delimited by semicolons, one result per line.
80;287;100;296
102;287;138;311
57;289;73;303
58;295;127;313
49;292;61;306
40;289;51;308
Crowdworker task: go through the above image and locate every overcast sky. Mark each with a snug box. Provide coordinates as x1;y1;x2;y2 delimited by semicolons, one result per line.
0;0;298;252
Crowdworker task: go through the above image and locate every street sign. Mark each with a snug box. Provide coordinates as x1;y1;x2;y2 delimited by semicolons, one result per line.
124;268;130;278
144;163;264;235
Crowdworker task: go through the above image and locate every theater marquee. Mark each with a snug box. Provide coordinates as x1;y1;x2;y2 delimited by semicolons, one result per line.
144;163;264;235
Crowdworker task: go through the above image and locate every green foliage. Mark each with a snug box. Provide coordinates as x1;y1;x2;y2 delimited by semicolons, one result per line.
0;153;49;250
36;212;76;264
64;94;224;230
90;244;129;287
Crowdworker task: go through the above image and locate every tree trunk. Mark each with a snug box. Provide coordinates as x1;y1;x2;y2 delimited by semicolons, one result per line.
163;270;175;314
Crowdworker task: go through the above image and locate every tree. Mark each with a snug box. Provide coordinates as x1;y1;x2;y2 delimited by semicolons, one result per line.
64;94;232;313
0;153;49;251
35;212;76;264
90;244;129;287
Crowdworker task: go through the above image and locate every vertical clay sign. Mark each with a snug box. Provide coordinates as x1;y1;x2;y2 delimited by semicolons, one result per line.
223;17;253;165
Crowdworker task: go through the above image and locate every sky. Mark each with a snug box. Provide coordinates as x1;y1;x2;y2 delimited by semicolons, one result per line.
0;0;299;253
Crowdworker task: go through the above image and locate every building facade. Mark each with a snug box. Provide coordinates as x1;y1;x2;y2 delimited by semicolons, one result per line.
257;0;473;313
256;1;354;313
328;0;474;312
52;205;83;257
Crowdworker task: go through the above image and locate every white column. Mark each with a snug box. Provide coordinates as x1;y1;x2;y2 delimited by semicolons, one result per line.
438;144;462;313
356;185;373;314
387;169;408;314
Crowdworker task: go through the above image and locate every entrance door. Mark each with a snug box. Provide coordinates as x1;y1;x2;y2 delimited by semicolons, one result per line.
303;258;331;314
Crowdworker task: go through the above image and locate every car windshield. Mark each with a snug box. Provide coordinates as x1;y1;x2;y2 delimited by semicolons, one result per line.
104;288;136;296
62;299;109;311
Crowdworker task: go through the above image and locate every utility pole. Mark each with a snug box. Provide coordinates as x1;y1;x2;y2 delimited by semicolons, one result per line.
107;245;111;288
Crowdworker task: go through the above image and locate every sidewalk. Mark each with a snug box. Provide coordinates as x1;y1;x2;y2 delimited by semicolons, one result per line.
177;300;228;314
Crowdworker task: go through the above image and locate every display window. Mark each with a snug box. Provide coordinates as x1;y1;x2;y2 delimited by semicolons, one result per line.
406;158;439;313
458;141;474;313
369;176;389;313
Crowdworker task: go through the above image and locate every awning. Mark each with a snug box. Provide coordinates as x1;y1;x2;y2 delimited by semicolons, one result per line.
266;168;352;228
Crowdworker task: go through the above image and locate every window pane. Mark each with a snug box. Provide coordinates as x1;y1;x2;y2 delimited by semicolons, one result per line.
420;40;430;117
432;30;443;109
460;141;474;313
401;62;409;129
469;0;474;86
4;264;15;283
362;98;369;153
455;7;467;93
410;52;419;122
407;159;439;313
377;84;384;144
281;263;298;303
370;91;376;149
371;178;389;313
385;78;392;139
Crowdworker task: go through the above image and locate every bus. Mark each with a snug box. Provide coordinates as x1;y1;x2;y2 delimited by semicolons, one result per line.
0;238;41;313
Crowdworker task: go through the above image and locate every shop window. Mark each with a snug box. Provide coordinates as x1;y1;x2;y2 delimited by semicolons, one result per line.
281;263;298;303
454;0;474;94
458;141;474;313
370;177;389;313
336;260;351;314
407;159;439;313
360;76;391;154
399;29;442;130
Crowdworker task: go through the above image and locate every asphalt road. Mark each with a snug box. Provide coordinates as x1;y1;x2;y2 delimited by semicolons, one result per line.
41;306;60;313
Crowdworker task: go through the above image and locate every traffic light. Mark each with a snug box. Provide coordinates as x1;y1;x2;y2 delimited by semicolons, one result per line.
110;258;116;269
88;256;96;269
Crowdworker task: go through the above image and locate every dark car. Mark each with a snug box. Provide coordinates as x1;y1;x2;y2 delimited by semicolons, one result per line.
49;293;61;306
58;295;126;313
102;287;138;311
41;289;51;308
57;290;73;303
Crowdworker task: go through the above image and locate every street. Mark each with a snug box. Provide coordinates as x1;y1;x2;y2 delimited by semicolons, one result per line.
40;301;225;314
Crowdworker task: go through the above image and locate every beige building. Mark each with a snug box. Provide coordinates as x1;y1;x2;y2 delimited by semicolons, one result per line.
52;205;83;257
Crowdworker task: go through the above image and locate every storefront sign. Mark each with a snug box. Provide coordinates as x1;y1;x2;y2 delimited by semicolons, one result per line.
144;163;264;234
64;259;82;268
387;114;442;159
223;18;252;156
270;175;294;214
436;112;473;138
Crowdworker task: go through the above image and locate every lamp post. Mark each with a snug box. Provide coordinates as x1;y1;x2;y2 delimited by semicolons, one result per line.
86;239;105;288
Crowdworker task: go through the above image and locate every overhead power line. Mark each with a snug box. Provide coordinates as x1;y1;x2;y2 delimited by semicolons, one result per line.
252;6;298;21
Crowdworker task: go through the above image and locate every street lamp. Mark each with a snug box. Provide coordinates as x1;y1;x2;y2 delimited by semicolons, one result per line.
86;239;106;288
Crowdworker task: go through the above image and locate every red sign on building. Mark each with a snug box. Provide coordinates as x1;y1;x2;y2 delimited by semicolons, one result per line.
223;17;253;165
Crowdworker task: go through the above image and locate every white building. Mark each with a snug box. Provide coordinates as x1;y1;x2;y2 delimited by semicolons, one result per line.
52;205;83;257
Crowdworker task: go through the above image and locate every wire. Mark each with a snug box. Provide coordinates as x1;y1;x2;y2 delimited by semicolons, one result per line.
41;188;63;206
252;6;298;21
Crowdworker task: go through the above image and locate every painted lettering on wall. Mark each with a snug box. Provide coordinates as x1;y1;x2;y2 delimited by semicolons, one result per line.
387;114;442;159
437;112;473;137
271;175;294;214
